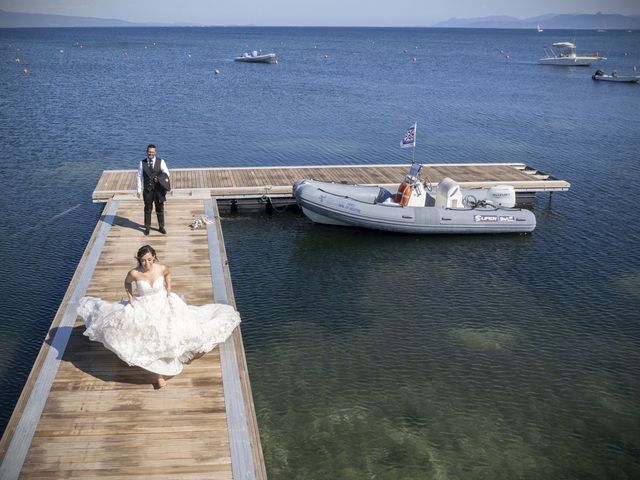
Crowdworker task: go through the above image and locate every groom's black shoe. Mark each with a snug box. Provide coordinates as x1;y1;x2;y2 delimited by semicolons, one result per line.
159;227;167;234
144;227;150;236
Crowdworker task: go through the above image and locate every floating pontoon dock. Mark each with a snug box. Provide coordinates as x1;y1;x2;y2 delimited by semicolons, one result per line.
92;163;570;207
0;163;569;479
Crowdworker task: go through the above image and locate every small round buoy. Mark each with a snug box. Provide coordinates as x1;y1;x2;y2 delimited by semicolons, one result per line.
187;53;192;58
15;57;20;64
59;49;64;54
412;56;417;63
214;69;220;75
21;67;29;76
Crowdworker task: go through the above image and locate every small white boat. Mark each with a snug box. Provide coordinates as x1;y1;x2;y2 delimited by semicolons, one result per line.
234;51;277;64
592;69;640;83
293;164;536;235
537;24;543;33
538;42;605;66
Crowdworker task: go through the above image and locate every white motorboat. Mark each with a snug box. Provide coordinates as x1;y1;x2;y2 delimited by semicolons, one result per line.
538;42;605;66
537;24;543;33
293;164;536;235
592;69;640;83
234;51;277;64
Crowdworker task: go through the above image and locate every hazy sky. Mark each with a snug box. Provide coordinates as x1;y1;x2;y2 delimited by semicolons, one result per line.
2;0;639;26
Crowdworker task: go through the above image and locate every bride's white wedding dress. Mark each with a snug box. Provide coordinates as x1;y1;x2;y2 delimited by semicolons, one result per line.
77;276;240;376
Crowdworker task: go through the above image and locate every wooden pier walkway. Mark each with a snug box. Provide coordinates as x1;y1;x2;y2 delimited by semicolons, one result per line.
1;162;569;479
92;163;570;202
0;197;266;479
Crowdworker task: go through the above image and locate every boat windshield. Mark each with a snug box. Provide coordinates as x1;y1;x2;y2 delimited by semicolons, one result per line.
408;163;422;178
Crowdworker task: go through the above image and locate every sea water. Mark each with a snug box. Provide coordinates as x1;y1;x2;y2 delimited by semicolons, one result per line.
1;26;639;479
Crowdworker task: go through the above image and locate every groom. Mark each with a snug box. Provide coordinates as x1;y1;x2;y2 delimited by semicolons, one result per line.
136;144;170;235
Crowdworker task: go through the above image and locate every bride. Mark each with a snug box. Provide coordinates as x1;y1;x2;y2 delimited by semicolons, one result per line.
77;245;240;388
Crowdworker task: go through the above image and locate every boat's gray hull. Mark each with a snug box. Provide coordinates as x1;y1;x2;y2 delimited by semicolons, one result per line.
293;180;536;234
233;54;276;63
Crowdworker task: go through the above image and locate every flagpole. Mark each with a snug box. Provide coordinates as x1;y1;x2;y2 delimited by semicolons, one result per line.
412;121;417;164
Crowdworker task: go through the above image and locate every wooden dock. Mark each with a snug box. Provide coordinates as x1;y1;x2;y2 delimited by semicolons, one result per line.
1;162;569;479
0;197;266;479
92;163;570;203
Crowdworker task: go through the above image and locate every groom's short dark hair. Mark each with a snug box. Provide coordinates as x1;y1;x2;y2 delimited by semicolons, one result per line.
147;144;157;151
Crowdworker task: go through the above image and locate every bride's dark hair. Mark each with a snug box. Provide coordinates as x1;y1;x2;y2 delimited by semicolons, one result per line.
136;245;157;265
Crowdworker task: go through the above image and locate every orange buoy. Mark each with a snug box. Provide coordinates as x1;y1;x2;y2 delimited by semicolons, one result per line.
395;182;412;206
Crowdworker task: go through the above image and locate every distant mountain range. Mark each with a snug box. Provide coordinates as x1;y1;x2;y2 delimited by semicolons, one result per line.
0;9;189;28
1;8;640;29
435;12;640;30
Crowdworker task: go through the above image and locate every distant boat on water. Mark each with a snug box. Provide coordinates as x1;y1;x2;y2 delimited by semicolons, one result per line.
592;69;640;83
234;51;277;64
538;42;606;66
537;24;543;32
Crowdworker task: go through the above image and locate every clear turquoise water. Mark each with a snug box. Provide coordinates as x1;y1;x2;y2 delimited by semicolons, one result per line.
1;27;639;479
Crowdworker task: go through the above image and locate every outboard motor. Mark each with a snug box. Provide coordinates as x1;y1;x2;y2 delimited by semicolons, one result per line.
485;185;516;207
463;185;516;208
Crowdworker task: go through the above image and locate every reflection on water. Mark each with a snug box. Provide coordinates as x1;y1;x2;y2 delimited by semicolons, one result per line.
224;211;640;479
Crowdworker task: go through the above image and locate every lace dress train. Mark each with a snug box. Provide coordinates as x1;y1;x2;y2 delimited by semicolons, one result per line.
77;277;240;376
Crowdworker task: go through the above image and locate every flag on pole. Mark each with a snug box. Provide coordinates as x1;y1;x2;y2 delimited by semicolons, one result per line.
400;122;417;149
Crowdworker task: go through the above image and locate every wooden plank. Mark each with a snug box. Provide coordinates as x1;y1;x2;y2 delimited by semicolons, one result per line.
93;163;572;201
205;199;262;480
1;197;266;479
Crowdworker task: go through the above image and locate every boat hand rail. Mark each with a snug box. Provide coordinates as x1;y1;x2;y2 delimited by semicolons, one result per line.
313;187;524;211
315;186;407;207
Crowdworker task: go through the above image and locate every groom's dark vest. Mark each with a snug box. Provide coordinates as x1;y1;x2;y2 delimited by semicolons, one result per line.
142;158;163;193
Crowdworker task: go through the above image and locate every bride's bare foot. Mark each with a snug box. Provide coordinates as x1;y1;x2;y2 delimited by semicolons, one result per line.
156;376;166;388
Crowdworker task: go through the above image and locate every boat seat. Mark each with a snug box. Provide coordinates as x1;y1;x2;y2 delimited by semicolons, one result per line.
435;177;463;208
374;187;394;204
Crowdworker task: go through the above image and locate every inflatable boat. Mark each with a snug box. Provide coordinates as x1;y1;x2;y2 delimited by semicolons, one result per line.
293;164;536;234
234;51;277;63
592;69;640;83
